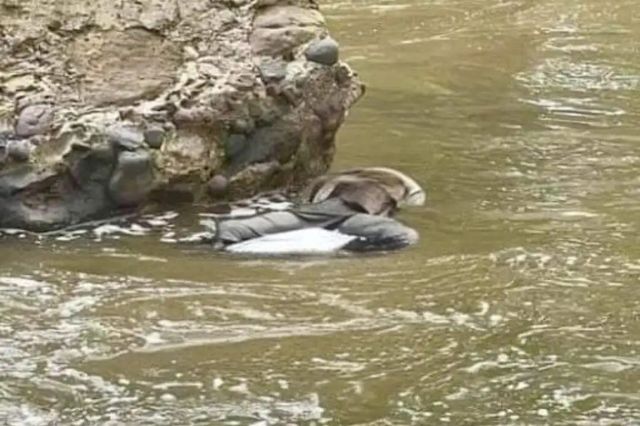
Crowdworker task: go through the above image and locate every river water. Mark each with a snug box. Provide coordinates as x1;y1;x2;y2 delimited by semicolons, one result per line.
2;0;640;424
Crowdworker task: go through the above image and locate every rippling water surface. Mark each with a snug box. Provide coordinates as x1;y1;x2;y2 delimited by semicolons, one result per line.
3;0;640;424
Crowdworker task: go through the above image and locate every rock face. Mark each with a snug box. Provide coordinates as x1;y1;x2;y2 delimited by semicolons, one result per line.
0;0;363;231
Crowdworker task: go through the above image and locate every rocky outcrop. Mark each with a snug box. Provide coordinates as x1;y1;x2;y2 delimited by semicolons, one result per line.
0;0;363;231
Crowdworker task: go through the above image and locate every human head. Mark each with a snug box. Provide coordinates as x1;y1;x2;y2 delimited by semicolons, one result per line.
303;167;426;214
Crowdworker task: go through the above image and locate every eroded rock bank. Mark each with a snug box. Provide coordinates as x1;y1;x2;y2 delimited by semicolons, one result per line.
0;0;363;231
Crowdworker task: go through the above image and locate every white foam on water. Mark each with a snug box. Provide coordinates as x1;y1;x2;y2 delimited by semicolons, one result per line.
92;224;149;241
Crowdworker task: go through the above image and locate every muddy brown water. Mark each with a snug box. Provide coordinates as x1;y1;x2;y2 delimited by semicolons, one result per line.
2;0;640;424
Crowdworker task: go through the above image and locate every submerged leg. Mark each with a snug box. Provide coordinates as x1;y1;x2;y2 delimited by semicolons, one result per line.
337;214;419;251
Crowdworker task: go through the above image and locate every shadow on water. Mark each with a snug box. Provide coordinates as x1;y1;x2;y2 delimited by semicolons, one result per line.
2;0;640;424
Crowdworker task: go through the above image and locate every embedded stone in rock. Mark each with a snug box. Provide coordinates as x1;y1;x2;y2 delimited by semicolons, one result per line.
108;151;156;206
207;174;229;197
7;140;31;162
162;130;209;169
227;120;302;172
68;147;116;189
224;134;249;159
15;104;53;137
107;125;145;151
305;37;339;66
144;126;166;149
231;118;255;135
258;59;288;82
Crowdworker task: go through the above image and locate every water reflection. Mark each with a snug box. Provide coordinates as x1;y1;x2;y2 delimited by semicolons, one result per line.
3;0;640;423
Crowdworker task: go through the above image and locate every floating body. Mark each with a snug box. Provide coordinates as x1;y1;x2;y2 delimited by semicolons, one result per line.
202;167;425;255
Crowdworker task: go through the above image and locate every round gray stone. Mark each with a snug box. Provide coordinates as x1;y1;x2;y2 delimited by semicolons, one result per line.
107;124;145;151
305;37;340;66
15;104;54;137
144;126;165;149
7;140;31;162
208;174;229;197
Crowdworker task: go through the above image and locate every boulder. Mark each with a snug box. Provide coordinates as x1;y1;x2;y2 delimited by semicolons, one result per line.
0;0;364;231
305;37;340;66
108;150;156;206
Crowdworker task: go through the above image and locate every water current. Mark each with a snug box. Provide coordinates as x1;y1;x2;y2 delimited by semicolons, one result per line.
2;0;640;424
